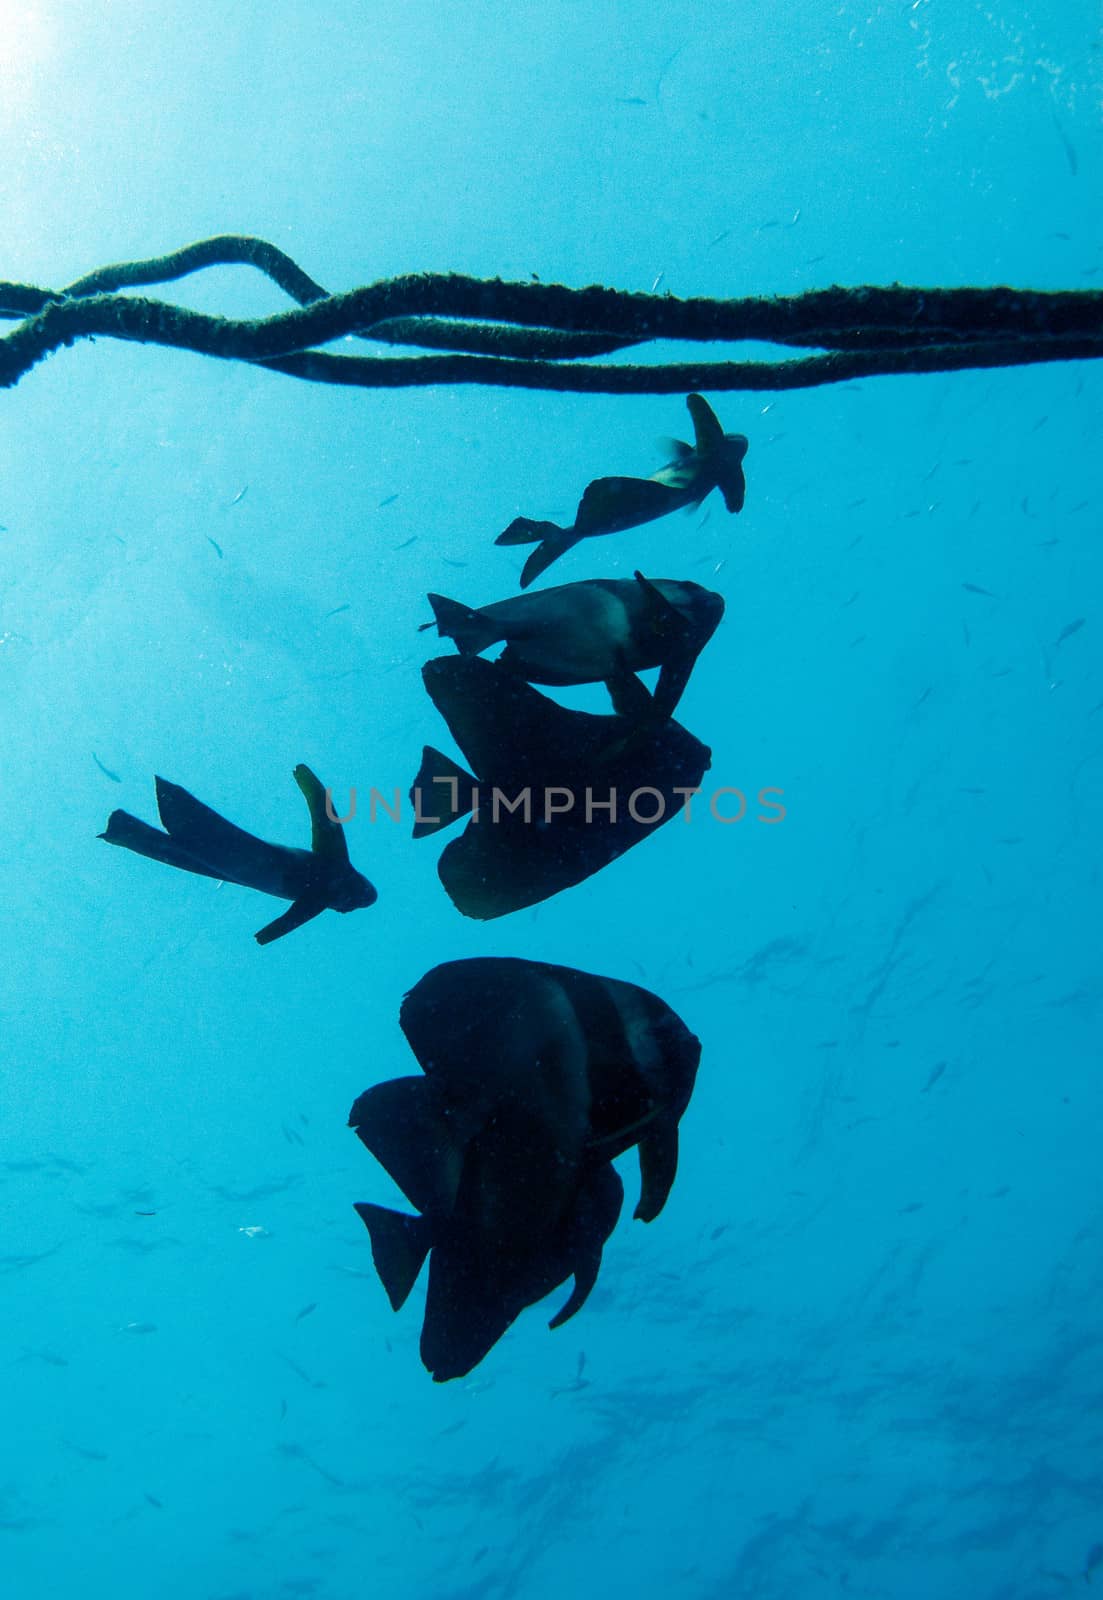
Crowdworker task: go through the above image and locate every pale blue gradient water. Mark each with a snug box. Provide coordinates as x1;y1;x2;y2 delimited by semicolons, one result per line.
2;5;1100;1597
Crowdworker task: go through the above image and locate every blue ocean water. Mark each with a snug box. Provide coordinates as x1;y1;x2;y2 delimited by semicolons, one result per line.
2;3;1100;1596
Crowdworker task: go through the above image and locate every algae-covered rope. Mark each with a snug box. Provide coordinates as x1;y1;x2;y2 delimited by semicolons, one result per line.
1;234;1100;393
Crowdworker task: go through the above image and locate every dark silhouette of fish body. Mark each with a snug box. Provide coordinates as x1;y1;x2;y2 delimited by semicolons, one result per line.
423;570;724;719
349;957;701;1379
411;655;711;918
100;765;376;944
496;393;748;587
355;1160;624;1383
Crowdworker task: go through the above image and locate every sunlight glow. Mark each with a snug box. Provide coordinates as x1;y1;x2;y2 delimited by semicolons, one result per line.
0;4;54;116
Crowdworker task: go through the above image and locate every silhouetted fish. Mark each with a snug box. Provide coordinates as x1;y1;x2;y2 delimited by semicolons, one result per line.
411;656;711;918
422;571;724;719
100;766;376;944
496;394;748;587
349;957;702;1379
92;753;122;783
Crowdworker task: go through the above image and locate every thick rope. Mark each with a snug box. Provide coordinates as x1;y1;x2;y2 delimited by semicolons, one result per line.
2;234;1099;393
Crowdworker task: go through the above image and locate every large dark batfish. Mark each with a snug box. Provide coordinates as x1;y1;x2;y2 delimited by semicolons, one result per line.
100;765;377;944
422;570;724;719
411;655;711;919
496;393;748;587
349;957;702;1379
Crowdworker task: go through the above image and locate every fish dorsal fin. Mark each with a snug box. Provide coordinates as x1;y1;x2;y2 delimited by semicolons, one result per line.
633;571;691;639
294;764;350;863
421;657;585;784
155;776;266;860
657;436;693;466
686;393;725;455
152;777;295;894
348;1077;464;1217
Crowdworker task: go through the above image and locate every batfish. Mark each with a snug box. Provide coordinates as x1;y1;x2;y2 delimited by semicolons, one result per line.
411;655;712;918
349;957;702;1379
100;765;377;944
422;570;724;719
496;393;748;587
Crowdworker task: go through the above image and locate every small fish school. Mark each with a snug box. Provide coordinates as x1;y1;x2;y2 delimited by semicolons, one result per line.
98;393;748;1378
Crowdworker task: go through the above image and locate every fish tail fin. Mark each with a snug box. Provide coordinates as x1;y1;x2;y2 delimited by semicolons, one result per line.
685;394;748;511
496;518;577;587
495;516;562;547
410;747;477;837
353;1203;432;1311
426;594;500;656
517;531;579;589
99;810;208;875
716;447;748;513
686;393;725;454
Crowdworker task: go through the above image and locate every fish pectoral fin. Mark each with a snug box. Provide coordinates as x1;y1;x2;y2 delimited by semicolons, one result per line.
603;665;657;723
548;1255;601;1330
635;1117;680;1222
686;392;725;454
549;1163;624;1328
410;746;477;837
294;763;351;863
348;1077;464;1216
652;654;694;720
633;571;692;640
254;892;327;945
548;1230;610;1330
353;1203;432;1311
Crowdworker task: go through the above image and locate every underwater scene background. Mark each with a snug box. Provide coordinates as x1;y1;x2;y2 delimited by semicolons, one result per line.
2;2;1101;1596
